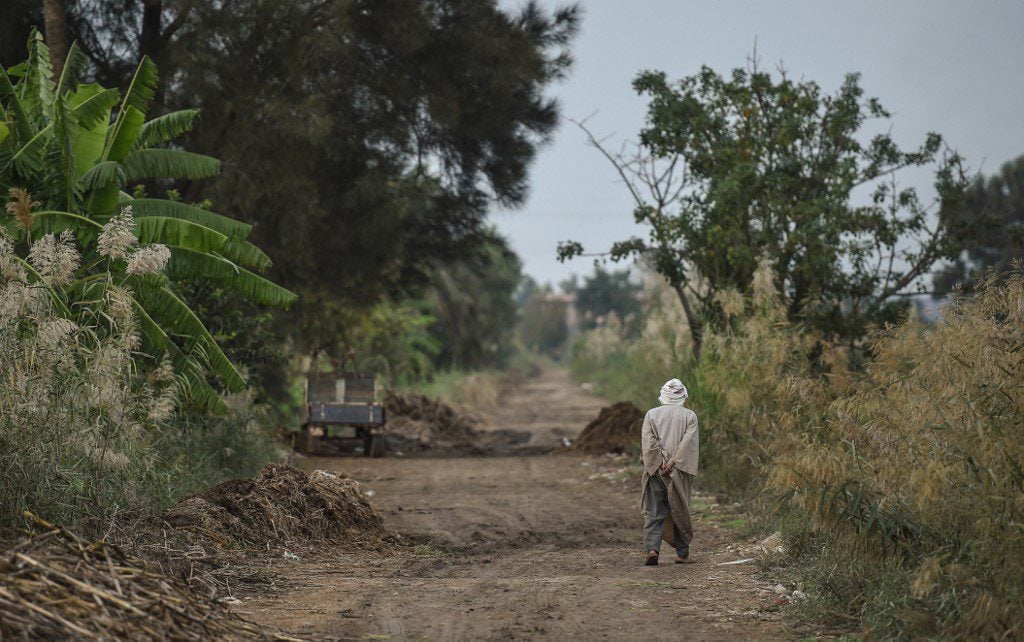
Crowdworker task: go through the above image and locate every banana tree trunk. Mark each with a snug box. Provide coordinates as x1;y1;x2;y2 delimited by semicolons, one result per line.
42;0;68;80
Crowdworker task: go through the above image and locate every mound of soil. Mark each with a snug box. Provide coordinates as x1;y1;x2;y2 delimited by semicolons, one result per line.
163;463;385;549
0;520;265;640
385;392;479;450
571;402;645;454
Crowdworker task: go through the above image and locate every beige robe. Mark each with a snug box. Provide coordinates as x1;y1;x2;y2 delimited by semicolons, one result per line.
641;404;699;546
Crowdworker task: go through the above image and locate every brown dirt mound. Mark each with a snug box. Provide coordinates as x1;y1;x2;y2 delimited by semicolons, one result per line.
572;402;644;454
0;518;266;640
384;392;478;448
163;463;385;549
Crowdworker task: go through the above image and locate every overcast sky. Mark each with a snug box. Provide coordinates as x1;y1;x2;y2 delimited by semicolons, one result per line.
491;0;1024;286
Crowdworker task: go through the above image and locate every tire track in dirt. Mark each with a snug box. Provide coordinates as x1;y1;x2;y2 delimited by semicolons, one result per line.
238;368;793;640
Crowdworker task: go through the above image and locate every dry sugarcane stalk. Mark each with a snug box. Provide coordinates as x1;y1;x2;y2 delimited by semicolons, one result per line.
0;526;277;640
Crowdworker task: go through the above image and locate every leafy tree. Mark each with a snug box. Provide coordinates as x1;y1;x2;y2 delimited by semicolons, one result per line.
332;300;442;384
560;60;967;355
28;0;580;355
0;33;294;411
934;154;1024;294
518;286;569;357
426;230;523;369
573;266;642;334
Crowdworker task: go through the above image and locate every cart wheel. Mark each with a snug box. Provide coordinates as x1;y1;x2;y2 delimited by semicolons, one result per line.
299;424;320;455
368;433;385;458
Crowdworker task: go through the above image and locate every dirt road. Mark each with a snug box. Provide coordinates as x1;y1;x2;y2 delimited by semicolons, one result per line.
240;369;791;640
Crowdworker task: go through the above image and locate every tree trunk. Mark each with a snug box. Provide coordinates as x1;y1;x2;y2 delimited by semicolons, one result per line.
42;0;68;81
673;283;703;360
139;0;165;103
139;0;163;60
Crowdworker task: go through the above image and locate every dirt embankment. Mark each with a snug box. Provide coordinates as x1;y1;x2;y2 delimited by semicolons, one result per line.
571;401;644;454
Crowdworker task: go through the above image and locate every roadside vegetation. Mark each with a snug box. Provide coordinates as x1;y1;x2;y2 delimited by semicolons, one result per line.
1;0;577;536
568;57;1024;639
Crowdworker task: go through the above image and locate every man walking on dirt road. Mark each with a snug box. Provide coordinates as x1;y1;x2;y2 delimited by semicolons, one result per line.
641;378;699;566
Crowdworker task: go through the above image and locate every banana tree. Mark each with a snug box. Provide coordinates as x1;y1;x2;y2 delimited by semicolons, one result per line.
0;31;295;412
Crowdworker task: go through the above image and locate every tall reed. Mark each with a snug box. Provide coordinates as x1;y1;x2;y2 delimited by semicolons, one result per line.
0;227;282;533
572;262;1024;638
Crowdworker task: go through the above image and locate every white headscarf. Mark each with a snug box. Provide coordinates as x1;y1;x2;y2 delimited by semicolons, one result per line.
659;378;688;406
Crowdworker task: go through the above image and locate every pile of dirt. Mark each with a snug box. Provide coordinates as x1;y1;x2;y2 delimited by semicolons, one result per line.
571;402;645;454
0;518;266;640
384;392;479;449
163;463;385;550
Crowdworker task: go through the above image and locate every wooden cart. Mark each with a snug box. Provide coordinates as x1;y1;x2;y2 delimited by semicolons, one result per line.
299;373;385;457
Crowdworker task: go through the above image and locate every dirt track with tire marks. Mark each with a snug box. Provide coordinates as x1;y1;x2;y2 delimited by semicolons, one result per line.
237;369;791;640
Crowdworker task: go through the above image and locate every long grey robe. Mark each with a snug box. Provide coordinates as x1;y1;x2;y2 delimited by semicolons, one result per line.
640;404;699;547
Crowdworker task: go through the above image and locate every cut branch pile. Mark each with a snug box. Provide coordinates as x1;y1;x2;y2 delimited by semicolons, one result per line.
0;515;273;641
384;392;479;449
163;464;385;550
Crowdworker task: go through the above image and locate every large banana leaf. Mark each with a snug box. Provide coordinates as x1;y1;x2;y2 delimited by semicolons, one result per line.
55;43;88;98
20;32;54;121
103;105;145;164
135;216;228;254
134;283;247;392
70;85;119;129
69;84;118;175
32;210;104;245
131;297;228;414
9;125;49;174
80;160;125;191
222;238;272;272
120;55;158;116
88;104;145;217
136;215;269;271
165;246;296;307
49;95;80;210
121;148;220;181
136;109;200;149
129;198;252;240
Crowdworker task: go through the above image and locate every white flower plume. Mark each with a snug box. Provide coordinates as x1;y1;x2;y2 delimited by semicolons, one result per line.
27;231;80;286
126;244;171;276
98;206;137;260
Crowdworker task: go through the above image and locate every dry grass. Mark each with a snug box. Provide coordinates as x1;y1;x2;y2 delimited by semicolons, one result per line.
573;263;1024;638
763;272;1024;638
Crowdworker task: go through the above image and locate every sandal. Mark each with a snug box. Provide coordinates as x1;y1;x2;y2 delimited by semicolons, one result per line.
645;551;659;566
675;554;693;564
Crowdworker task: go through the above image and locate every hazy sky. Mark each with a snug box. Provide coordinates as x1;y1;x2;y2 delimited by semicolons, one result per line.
491;0;1024;286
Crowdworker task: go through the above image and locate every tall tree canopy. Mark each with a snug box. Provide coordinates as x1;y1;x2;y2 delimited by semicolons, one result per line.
561;61;966;354
934;154;1024;295
4;0;580;359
